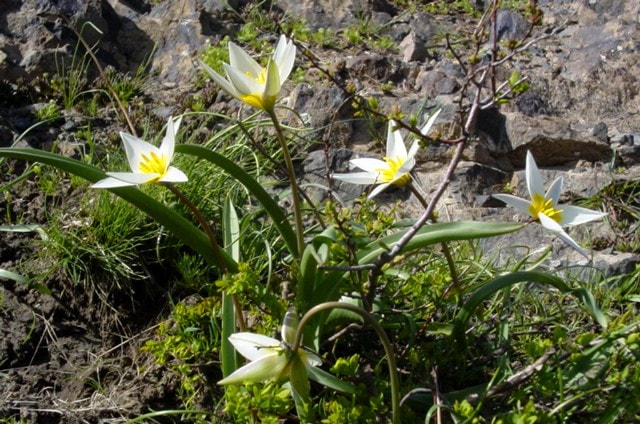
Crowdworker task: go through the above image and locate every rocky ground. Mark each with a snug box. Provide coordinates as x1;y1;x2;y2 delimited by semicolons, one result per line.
1;0;639;422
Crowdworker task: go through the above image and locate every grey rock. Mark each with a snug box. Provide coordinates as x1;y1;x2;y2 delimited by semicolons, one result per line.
592;122;608;143
501;112;613;167
346;54;398;82
491;9;531;43
286;84;351;144
302;148;362;203
400;32;426;63
274;0;376;31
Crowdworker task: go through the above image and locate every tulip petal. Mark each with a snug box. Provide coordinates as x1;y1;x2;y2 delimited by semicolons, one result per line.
419;108;442;136
368;182;392;199
229;332;281;361
159;166;188;183
102;172;159;185
558;204;607;227
397;154;415;176
274;35;296;83
225;63;263;96
91;176;137;188
545;176;563;205
333;171;380;185
539;213;588;257
406;140;420;163
160;116;181;160
526;151;545;199
386;121;407;160
349;158;388;174
200;61;238;98
228;41;262;78
492;193;533;217
120;132;157;172
298;349;322;367
264;58;281;98
218;351;287;385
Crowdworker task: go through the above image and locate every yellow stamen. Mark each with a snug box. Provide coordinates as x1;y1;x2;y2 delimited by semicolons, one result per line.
528;193;563;223
138;151;167;181
245;68;268;84
375;157;410;186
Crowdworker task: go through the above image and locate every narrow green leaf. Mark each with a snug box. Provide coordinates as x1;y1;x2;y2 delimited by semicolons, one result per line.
357;221;525;264
223;197;241;262
0;224;48;240
0;269;27;284
307;365;355;394
221;197;240;377
453;271;607;345
0;148;222;269
176;144;299;259
0;269;52;295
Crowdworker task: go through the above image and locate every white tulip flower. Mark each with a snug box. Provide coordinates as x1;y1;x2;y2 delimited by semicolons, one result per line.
219;310;353;401
201;35;296;111
92;117;187;188
493;150;607;257
333;109;441;199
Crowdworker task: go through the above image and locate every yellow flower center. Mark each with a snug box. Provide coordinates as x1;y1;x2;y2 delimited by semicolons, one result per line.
246;68;268;84
138;151;167;180
376;157;410;186
240;68;275;110
528;193;563;223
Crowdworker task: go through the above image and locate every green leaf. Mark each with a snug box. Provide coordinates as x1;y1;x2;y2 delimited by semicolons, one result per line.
357;221;525;264
0;268;28;284
176;144;299;259
307;364;355;394
453;271;607;345
0;269;52;295
0;148;223;269
289;355;311;402
221;197;240;377
223;197;241;262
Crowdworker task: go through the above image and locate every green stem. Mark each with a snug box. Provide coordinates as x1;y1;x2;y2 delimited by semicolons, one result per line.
163;183;247;332
292;302;401;424
266;109;305;257
407;182;460;291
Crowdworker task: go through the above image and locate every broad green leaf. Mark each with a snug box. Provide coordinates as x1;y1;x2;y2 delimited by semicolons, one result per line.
0;148;232;271
453;271;607;345
357;221;525;264
176;144;299;259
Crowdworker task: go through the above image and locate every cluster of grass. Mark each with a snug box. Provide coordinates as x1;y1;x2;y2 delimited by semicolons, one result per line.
1;1;639;423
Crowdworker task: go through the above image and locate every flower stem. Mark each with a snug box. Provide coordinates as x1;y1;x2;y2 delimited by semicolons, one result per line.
266;108;305;257
163;183;247;332
407;181;460;290
292;302;401;424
